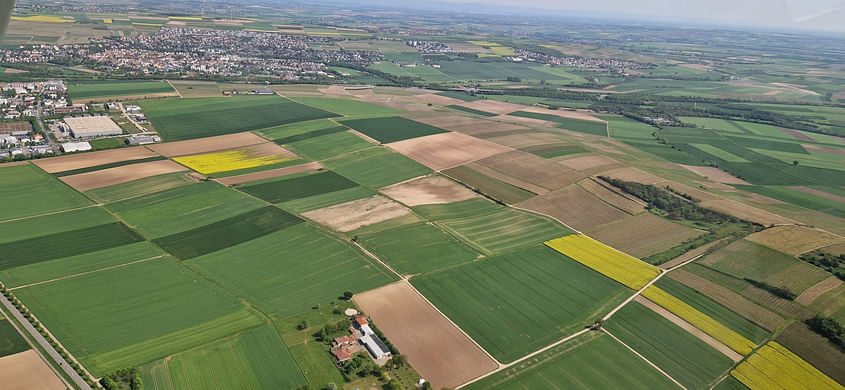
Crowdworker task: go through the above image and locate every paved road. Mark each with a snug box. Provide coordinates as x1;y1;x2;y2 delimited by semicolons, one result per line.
0;292;91;390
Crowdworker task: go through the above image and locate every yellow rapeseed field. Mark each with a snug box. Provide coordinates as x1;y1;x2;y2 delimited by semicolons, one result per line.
169;16;204;21
732;342;843;390
103;18;113;24
11;15;73;23
174;149;295;175
545;235;660;290
642;286;756;355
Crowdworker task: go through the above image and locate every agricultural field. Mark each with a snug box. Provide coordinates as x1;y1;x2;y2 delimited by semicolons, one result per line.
0;164;92;221
412;245;630;362
509;111;609;136
105;181;267;239
466;332;678;389
321;147;432;189
545;234;661;290
186;223;397;317
84;172;195;203
775;322;845;385
285;130;374;161
290;97;401;116
140;96;337;141
172;144;297;175
731;342;841;390
442;165;537;204
338;116;447;143
0;319;29;357
605;301;735;389
67;80;176;100
139;325;306;390
415;198;572;254
237;171;359;203
13;257;264;376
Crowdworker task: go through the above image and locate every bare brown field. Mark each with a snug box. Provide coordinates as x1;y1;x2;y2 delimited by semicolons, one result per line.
410;114;530;136
796;276;843;306
780;128;817;142
168;80;221;98
557;154;620;172
380;175;477;206
585;213;703;258
353;282;498;389
699;199;796;226
75;92;179;104
217;162;322;186
746;225;845;255
0;350;65;390
477;150;584;190
0;160;31;167
388;132;512;171
302;195;410;232
517;184;628;231
455;100;525;115
146;132;267;157
483;132;568;149
802;144;845;156
60;160;187;192
635;296;742;362
668;269;784;331
821;242;845;255
577;177;645;214
582;142;625;155
518;106;605;122
697;181;735;190
242;142;298;158
462;162;549;195
741;286;814;320
791;186;845;203
680;165;750;185
596;166;664;184
413;93;467;106
33;147;160;173
660;239;729;270
494;114;555;127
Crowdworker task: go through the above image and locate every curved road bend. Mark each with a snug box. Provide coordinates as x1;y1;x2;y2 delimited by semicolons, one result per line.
0;293;92;389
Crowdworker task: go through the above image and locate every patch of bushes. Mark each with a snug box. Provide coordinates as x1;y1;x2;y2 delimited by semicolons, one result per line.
799;250;845;280
805;315;844;349
743;278;796;300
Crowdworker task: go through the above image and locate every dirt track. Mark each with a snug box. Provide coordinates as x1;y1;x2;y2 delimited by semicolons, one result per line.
354;282;498;389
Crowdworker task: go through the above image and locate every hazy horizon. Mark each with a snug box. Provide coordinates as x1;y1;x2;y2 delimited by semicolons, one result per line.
434;0;845;33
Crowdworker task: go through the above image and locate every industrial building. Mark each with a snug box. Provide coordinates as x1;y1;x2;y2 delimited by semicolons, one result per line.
61;142;92;153
63;116;123;139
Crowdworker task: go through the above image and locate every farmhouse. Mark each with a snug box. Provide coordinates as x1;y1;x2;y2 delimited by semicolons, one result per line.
63;116;123;138
331;348;353;363
61;141;92;153
333;335;356;348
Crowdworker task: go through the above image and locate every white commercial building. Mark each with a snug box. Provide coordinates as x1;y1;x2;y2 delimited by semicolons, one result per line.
63;116;123;139
61;141;92;153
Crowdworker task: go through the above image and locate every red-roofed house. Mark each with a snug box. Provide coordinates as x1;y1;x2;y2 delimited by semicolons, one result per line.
332;335;356;348
331;348;353;362
354;315;369;327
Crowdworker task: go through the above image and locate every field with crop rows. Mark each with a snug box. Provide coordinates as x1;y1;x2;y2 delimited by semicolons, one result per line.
466;332;677;389
322;147;432;189
412;245;629;362
605;301;735;389
291;97;401;116
13;258;264;375
416;198;572;254
285;130;374;160
186;224;397;316
359;221;480;275
68;80;175;99
140;96;337;141
545;234;660;290
0;320;29;357
0;164;92;221
339;116;447;143
732;342;841;390
238;171;359;203
642;286;757;355
173;149;296;174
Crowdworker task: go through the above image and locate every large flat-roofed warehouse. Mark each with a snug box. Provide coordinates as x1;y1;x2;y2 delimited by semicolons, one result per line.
63;116;123;138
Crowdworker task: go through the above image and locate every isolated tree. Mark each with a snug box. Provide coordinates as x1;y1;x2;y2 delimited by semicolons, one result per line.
343;291;354;300
792;160;799;166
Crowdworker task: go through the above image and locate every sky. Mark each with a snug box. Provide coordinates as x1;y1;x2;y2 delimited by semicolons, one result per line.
439;0;845;32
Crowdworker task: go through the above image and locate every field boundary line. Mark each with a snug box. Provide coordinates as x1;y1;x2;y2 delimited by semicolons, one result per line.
166;79;183;98
11;255;164;290
603;328;687;390
0;204;101;224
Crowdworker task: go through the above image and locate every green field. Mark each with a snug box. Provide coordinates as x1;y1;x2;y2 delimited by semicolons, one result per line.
691;144;750;162
0;241;164;288
466;332;677;389
270;124;348;145
140;325;306;390
414;198;572;254
106;182;267;238
322;147;431;189
0;206;115;245
140;96;338;141
412;245;629;362
446;104;497;117
509;111;608;136
14;258;263;375
738;185;845;218
253;119;340;141
68;80;175;99
285;130;374;161
359;221;480;275
238;171;359;203
338;116;447;143
655;277;770;343
0;222;144;270
0;164;92;221
291;97;401;117
186;223;397;317
277;186;375;214
53;157;166;178
0;319;29;357
605;302;735;389
84;172;195;203
443;165;536;204
153;206;302;260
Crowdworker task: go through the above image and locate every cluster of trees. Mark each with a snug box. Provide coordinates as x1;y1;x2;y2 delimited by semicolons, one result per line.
743;278;796;300
340;354;381;379
805;315;844;349
101;368;143;390
598;177;742;224
799;250;845;281
315;318;352;342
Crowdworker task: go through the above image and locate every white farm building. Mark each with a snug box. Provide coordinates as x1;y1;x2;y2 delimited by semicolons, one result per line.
63;116;123;139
